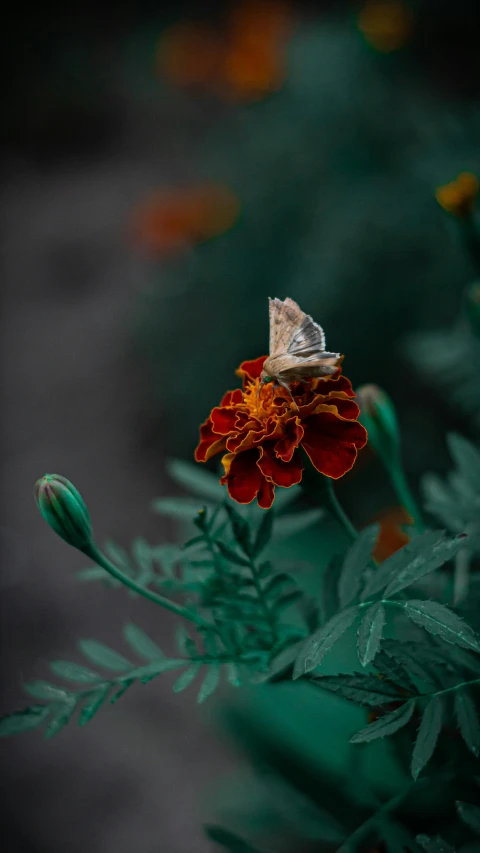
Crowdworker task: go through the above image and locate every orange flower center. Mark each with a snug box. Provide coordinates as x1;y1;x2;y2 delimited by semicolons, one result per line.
243;378;297;422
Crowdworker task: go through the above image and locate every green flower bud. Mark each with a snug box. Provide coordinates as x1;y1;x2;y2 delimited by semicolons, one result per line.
34;474;93;552
356;384;400;468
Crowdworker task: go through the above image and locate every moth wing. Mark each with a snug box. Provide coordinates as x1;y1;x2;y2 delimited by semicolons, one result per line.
269;297;305;357
279;356;339;379
286;312;327;357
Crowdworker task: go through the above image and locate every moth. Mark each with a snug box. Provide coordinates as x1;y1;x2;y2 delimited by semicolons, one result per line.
260;297;340;397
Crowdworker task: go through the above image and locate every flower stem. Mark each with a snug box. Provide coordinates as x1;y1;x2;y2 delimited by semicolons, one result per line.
84;543;217;634
324;477;358;541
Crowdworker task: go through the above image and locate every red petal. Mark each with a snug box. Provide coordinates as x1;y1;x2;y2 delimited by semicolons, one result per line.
274;416;304;462
221;388;243;406
195;418;227;462
211;406;240;434
315;375;355;397
331;398;360;420
223;448;265;504
258;443;303;488
258;477;275;509
227;427;261;453
236;356;267;385
301;412;367;479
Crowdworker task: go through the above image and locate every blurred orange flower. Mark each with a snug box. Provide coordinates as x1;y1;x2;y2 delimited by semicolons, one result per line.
132;184;240;255
435;172;479;218
157;1;293;102
358;1;413;53
368;505;413;563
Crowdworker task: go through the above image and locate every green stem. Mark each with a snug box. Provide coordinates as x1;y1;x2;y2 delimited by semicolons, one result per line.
336;779;430;853
430;677;480;699
324;477;358;541
387;459;425;532
248;557;278;644
84;543;218;634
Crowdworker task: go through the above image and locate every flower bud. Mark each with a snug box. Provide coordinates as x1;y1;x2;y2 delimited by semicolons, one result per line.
356;384;400;467
34;474;93;552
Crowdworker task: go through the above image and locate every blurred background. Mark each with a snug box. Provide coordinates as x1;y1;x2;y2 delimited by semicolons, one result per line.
2;1;480;851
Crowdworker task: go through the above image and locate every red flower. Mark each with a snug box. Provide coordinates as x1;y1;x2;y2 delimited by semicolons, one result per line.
195;356;367;509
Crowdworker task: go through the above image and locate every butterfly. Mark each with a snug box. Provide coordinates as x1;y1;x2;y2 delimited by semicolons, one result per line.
260;297;340;397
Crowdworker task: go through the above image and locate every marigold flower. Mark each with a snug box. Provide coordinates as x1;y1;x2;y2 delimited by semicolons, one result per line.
358;1;413;53
132;184;240;255
157;1;293;103
368;505;412;562
435;172;479;218
195;356;367;508
223;0;292;100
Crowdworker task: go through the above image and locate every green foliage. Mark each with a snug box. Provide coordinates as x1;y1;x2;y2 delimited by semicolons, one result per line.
349;700;416;744
5;417;480;844
456;801;480;834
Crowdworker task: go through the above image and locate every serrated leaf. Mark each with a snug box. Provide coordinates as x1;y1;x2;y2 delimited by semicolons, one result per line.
131;538;153;584
311;673;403;706
215;540;250;567
50;661;100;683
78;640;132;671
152;497;213;520
404;601;480;652
166;458;225;501
382;641;441;690
123;624;164;662
173;663;202;693
361;532;443;601
0;705;50;737
197;662;221;704
24;681;70;702
110;680;134;704
416;835;455;853
374;650;417;693
274;508;324;537
350;699;415;743
77;566;117;585
454;690;480;757
456;801;480;834
357;602;385;667
448;433;480;494
262;573;295;598
293;607;358;679
175;624;197;657
257;560;273;578
44;699;77;739
273;590;302;613
136;659;186;682
411;696;443;780
225;505;251;555
226;662;242;687
79;686;110;725
339;524;379;607
383;535;465;599
252;509;274;557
